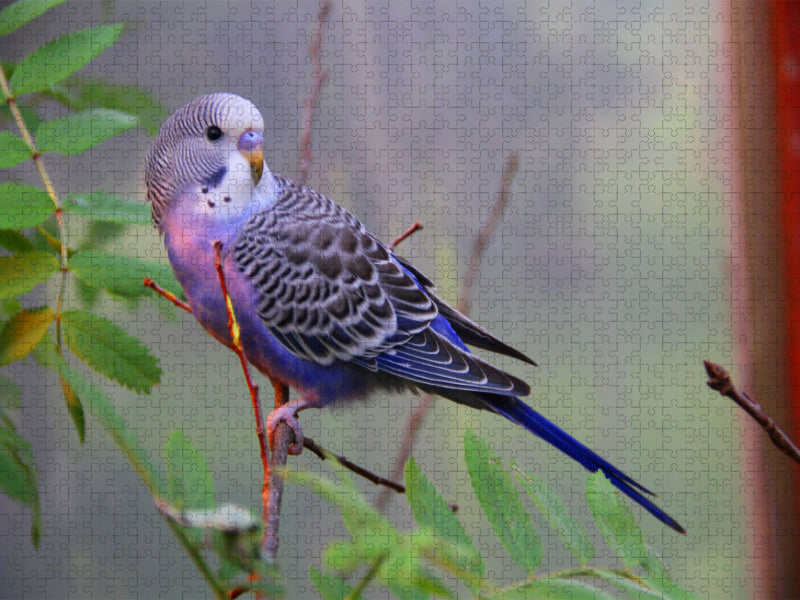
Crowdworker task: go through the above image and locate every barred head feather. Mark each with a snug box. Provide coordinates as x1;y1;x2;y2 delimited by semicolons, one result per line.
145;93;264;228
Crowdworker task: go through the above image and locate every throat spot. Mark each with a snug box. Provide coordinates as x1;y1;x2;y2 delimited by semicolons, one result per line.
201;166;228;190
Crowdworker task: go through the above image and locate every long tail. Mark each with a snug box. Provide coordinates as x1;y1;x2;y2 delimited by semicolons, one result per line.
479;393;685;534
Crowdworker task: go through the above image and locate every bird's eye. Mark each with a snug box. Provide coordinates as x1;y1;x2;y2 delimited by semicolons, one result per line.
206;125;223;141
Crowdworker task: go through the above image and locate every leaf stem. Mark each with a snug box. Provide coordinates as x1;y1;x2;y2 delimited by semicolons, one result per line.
164;518;228;600
344;553;387;600
0;68;69;350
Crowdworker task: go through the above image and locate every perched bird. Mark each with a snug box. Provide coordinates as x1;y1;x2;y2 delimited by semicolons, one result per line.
146;93;684;534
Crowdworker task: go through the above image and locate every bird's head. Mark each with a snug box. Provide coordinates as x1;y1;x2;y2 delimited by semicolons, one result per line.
146;93;266;228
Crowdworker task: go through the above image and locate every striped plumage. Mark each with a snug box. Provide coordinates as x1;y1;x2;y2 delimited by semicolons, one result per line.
146;93;685;534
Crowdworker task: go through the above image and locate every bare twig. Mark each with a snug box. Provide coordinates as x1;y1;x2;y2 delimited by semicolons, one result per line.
296;0;331;184
303;437;405;493
374;394;432;510
264;420;295;560
704;360;800;465
212;241;272;563
143;277;193;313
375;153;520;511
345;552;388;600
390;221;423;251
263;377;293;560
458;151;519;314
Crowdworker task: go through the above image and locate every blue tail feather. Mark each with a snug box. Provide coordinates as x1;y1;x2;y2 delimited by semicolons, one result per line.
482;394;686;534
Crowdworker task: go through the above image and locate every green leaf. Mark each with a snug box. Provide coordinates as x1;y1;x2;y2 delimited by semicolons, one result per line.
163;430;214;511
639;577;700;600
0;375;22;410
404;536;463;597
640;544;671;584
25;227;59;253
36;108;136;155
0;182;54;229
0;424;33;502
64;78;167;135
9;23;123;96
73;275;99;308
593;569;673;600
309;567;356;600
0;251;59;300
0;131;31;167
289;466;460;598
637;548;700;600
76;221;128;252
0;103;42;131
0;306;53;365
0;422;42;547
323;539;378;573
0;0;69;38
64;190;151;225
61;309;161;393
0;442;31;501
33;344;163;496
285;467;396;547
0;299;21;318
69;250;181;299
33;341;163;494
464;429;542;575
322;472;391;537
405;457;483;584
586;472;649;570
488;578;616;600
383;546;447;600
512;463;595;566
0;229;34;253
58;370;84;443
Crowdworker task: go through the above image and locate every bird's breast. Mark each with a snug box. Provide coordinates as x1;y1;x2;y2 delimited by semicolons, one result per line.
162;221;379;404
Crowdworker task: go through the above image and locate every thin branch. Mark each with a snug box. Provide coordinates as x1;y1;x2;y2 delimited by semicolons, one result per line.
263;377;293;560
143;277;193;313
165;517;228;599
390;221;423;251
212;241;273;564
0;68;70;353
345;552;388;600
374;394;432;510
376;152;520;511
296;0;331;185
458;151;519;314
303;437;405;493
704;360;800;465
264;420;295;560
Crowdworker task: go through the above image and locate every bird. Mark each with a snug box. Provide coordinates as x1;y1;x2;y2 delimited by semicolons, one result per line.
145;92;684;534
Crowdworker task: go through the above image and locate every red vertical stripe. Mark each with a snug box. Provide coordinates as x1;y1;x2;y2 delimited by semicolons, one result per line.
775;0;800;532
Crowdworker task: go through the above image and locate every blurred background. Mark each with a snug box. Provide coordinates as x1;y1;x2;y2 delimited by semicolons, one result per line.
1;0;795;597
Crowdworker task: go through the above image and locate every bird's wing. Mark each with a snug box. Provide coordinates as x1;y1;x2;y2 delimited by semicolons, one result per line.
232;176;528;396
394;254;537;366
373;327;530;395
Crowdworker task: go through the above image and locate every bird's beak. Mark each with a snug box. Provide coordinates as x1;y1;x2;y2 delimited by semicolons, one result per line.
238;129;264;186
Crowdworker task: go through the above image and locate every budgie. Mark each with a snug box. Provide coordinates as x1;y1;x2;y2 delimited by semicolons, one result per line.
145;93;684;533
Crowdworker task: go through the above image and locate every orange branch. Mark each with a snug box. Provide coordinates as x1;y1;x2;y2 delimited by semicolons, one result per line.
143;277;193;313
211;241;272;559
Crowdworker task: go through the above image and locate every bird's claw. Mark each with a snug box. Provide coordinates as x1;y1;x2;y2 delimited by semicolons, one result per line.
266;405;304;455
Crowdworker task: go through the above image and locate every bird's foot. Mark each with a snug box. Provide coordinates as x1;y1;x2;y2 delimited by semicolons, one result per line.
267;406;303;455
266;394;320;455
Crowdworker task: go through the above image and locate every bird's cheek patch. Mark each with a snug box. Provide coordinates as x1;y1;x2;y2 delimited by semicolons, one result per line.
192;154;257;219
